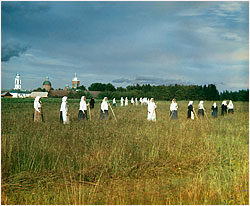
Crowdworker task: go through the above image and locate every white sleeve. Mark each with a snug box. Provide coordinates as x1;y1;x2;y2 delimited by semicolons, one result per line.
34;102;41;112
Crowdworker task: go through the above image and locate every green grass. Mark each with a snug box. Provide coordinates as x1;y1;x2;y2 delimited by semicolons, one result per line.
1;98;249;204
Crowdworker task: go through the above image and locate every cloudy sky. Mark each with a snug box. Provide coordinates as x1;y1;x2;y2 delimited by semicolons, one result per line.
1;1;249;91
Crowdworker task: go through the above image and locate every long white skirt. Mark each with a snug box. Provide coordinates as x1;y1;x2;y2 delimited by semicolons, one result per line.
62;111;69;124
147;110;156;121
191;111;194;120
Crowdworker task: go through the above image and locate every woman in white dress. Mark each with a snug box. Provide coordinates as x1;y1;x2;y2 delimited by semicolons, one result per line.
60;96;69;124
147;98;157;121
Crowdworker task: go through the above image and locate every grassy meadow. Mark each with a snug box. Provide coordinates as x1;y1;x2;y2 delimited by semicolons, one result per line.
1;98;249;205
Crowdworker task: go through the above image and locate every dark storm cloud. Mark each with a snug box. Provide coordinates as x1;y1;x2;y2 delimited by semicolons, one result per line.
1;42;28;62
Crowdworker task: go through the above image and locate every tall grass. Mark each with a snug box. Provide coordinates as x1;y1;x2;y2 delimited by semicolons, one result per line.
1;99;249;204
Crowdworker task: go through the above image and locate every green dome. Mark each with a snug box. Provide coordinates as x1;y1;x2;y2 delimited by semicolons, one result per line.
43;80;51;86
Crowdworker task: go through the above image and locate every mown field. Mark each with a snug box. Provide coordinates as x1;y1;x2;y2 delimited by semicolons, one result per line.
1;98;249;205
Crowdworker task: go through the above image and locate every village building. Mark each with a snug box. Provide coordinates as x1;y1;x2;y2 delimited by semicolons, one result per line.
9;74;31;98
72;73;80;89
1;92;13;98
42;77;52;91
30;92;48;98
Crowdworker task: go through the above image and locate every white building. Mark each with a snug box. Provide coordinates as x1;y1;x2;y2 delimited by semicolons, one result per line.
14;73;21;90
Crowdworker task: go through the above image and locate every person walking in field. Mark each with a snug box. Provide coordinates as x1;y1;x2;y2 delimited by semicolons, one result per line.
125;97;128;106
131;97;134;105
170;98;178;120
113;98;116;107
147;98;157;121
211;102;218;118
228;100;234;114
187;101;194;120
100;97;109;120
135;97;138;106
34;96;43;122
78;96;88;121
121;97;124;106
198;101;205;117
90;97;95;109
60;96;69;124
221;100;227;115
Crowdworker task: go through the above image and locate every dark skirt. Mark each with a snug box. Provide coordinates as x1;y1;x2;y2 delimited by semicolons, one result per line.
212;109;218;118
60;111;63;123
198;109;204;117
113;103;116;107
100;110;109;120
228;109;234;114
170;110;177;120
78;110;87;121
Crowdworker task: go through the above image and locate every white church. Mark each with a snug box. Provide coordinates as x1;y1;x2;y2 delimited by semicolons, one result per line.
9;74;31;98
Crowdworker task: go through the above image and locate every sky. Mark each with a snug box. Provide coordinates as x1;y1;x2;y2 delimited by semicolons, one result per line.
1;1;249;92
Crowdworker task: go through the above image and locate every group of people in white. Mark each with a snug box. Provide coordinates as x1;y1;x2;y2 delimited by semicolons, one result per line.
33;96;234;124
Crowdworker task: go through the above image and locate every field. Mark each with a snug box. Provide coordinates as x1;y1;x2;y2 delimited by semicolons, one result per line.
1;98;249;205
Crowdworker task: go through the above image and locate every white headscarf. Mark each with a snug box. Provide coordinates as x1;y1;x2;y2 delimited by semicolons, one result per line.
188;101;193;106
222;100;227;105
101;97;108;111
213;102;217;108
34;96;41;112
60;96;68;112
62;96;67;102
199;101;204;109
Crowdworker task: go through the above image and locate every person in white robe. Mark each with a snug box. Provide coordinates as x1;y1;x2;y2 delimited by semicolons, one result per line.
125;97;128;106
78;96;88;121
113;98;116;107
170;99;178;120
139;97;143;105
228;100;234;114
147;98;157;121
60;96;69;124
131;97;134;105
34;96;43;122
100;97;109;119
135;97;138;106
120;97;124;106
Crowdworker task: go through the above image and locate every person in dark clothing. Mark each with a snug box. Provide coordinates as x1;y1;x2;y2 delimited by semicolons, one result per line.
90;97;95;109
221;100;227;115
211;102;218;118
187;101;194;119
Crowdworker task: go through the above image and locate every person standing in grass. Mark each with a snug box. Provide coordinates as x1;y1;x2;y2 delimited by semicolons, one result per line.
60;96;69;124
147;98;157;121
211;102;218;118
100;97;109;120
131;97;134;105
113;98;116;107
90;97;95;109
120;97;124;106
125;97;128;106
170;98;178;120
135;97;138;105
228;100;234;114
34;96;43;122
187;101;194;120
198;101;205;117
78;96;88;121
221;100;227;115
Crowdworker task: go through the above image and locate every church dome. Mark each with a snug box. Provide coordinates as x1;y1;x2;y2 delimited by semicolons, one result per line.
43;77;51;86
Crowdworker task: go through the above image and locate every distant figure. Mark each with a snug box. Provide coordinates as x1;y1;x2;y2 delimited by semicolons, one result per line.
131;97;134;105
100;97;109;120
34;96;43;122
120;97;124;106
135;97;138;106
60;96;69;124
211;102;218;118
125;97;128;106
228;100;234;114
139;97;143;105
78;96;88;121
221;100;227;115
170;98;178;120
113;98;116;107
90;97;95;109
198;101;205;117
187;101;194;120
147;98;157;121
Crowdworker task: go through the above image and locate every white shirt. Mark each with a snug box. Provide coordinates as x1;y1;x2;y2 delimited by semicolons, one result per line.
148;102;156;112
228;102;234;109
101;101;108;111
34;97;41;112
170;102;178;111
198;103;204;110
60;101;68;113
79;100;87;111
